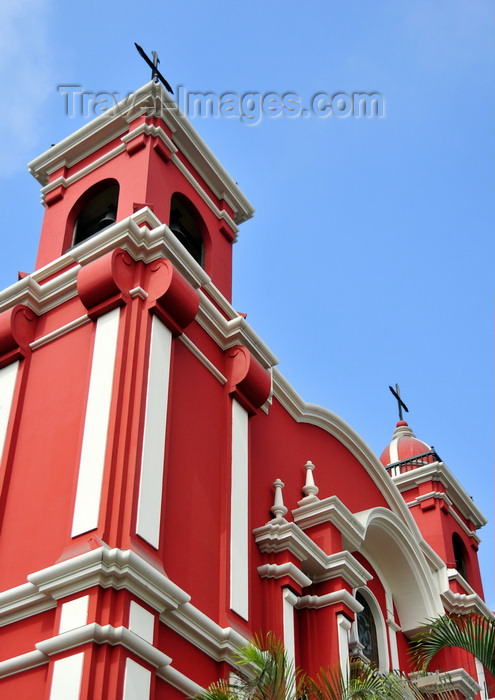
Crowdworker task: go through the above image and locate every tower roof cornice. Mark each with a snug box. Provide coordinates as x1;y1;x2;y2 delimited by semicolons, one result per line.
28;81;254;226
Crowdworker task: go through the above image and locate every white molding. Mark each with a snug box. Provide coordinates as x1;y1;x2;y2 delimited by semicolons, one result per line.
129;286;148;300
0;218;278;378
0;361;18;465
136;316;172;548
442;585;494;617
157;664;203;695
26;547;190;610
292;495;365;552
160;600;248;664
254;519;371;587
0;618;206;697
297;589;362;613
257;563;312;588
170;151;238;234
411;668;481;698
30;314;90;350
353;507;446;632
40;142;127;204
393;462;486;530
0;547;248;669
0;649;48;678
0;263;81;315
404;490;482;542
230;400;249;619
179;334;227;385
196;293;278;370
29;82;254;225
71;308;121;537
272;369;433;535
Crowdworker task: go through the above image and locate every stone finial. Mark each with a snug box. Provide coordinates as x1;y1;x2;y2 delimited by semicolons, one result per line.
297;460;319;506
271;479;288;522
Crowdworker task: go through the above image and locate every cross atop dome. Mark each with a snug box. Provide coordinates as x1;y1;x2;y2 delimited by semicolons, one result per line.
389;383;408;421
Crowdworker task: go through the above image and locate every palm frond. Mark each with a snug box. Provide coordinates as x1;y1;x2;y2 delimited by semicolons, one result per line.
410;612;495;678
309;660;457;700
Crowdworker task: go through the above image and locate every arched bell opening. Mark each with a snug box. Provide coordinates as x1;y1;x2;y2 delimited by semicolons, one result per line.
452;532;469;582
66;180;120;250
168;193;206;267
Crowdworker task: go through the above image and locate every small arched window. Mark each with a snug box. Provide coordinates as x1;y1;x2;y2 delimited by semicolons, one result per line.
355;591;379;667
73;183;119;246
169;194;204;266
452;533;469;582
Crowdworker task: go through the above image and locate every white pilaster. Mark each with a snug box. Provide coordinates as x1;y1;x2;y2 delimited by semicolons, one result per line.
136;316;172;549
129;600;155;644
337;613;351;680
71;309;120;537
123;657;151;700
283;588;297;667
230;399;249;619
0;361;18;465
49;652;85;700
59;595;89;634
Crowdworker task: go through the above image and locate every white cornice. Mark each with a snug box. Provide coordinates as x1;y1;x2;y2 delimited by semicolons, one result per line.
297;589;363;613
254;520;371;587
179;334;227;385
257;563;312;588
195;292;278;370
0;215;277;373
405;491;482;544
410;669;481;698
442;574;494;617
29;82;254;225
39;141;127;203
160;602;248;664
292;495;366;552
392;462;486;530
0;621;204;694
0;547;247;670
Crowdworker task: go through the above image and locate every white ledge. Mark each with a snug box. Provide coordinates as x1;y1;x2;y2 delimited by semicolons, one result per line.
254;520;371;587
296;589;363;613
257;562;312;588
292;495;365;552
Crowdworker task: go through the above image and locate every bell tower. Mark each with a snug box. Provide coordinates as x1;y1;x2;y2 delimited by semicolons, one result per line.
29;81;254;301
0;80;274;699
380;420;486;602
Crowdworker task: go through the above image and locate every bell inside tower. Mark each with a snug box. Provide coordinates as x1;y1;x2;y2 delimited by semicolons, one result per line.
72;182;120;246
169;194;204;266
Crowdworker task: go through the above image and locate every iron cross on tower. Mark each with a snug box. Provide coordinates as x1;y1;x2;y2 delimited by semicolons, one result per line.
134;43;174;94
389;383;409;421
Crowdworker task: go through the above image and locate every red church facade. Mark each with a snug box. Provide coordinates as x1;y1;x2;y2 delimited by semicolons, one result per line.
0;81;491;699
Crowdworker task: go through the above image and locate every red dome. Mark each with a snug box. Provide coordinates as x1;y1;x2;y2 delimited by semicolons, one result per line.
379;420;431;466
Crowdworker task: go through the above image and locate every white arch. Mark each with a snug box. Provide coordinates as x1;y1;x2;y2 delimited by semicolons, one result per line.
355;507;445;634
273;370;426;534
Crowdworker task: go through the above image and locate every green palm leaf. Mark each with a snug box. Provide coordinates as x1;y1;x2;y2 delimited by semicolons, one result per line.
411;612;495;678
309;660;455;700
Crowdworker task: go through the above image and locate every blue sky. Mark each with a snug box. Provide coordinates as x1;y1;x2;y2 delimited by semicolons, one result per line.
1;1;493;606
